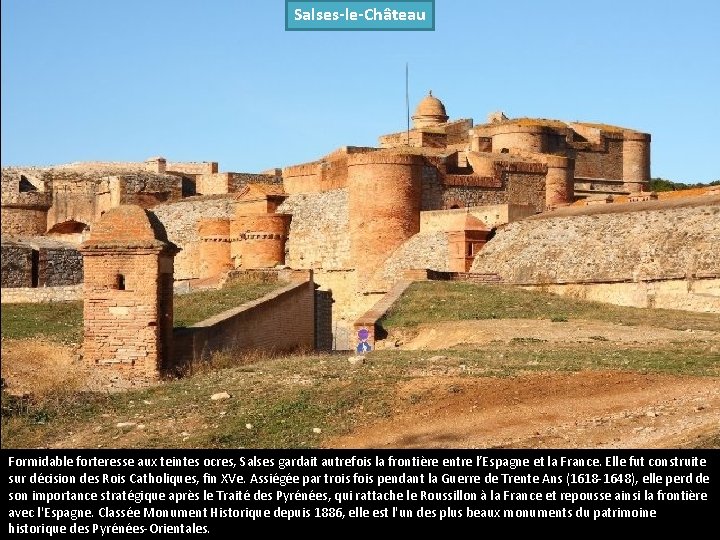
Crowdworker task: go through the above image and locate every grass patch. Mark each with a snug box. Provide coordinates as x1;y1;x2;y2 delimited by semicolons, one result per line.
0;279;282;343
0;301;83;344
2;341;718;449
173;280;281;327
1;350;395;449
2;282;717;449
378;282;720;332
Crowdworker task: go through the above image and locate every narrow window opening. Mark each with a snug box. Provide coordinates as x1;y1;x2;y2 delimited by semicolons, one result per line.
31;250;39;288
115;274;126;290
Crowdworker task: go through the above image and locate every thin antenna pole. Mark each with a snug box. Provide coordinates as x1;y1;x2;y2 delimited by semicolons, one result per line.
405;62;410;145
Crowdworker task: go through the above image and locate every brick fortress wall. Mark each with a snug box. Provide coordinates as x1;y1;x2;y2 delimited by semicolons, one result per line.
171;277;315;371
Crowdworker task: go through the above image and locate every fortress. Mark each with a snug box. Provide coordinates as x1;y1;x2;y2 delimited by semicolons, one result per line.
2;93;718;377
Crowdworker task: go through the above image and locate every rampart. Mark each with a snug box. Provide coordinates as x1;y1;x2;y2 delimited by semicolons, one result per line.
471;202;720;283
196;172;282;195
277;189;350;269
347;152;423;288
1;242;33;288
1;174;53;235
282;147;376;195
1;239;82;288
170;276;315;372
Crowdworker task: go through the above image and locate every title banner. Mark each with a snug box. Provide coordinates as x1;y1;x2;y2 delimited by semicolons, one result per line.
286;1;435;31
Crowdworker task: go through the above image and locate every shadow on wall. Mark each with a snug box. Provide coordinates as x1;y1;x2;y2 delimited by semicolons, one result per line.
146;212;172;244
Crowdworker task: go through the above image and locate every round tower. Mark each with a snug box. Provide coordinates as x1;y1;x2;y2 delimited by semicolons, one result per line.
198;218;232;279
544;155;575;208
622;131;651;192
347;152;423;289
230;214;291;269
490;124;547;153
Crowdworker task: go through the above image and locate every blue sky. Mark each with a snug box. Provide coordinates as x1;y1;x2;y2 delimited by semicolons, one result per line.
2;1;718;182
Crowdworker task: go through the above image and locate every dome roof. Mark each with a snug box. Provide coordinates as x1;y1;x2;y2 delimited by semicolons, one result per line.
414;91;447;118
412;91;449;128
83;204;170;248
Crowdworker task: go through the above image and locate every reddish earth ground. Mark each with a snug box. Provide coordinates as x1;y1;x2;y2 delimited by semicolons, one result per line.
323;319;720;449
322;370;719;449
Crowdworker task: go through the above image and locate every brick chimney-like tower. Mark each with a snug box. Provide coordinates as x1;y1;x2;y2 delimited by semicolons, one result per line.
80;204;178;379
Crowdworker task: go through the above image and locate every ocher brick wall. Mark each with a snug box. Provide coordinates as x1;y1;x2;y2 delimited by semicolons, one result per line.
82;250;167;379
231;214;290;269
198;219;232;279
347;153;423;289
1;206;49;235
171;279;315;370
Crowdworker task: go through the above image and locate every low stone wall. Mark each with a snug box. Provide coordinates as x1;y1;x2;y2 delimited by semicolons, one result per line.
0;284;82;303
170;279;315;371
1;239;83;288
524;278;720;314
353;279;414;353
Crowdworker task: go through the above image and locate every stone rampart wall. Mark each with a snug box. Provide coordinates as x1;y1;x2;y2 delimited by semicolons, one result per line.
471;204;720;283
574;138;624;180
524;278;719;314
277;189;350;270
0;285;82;303
1;242;33;287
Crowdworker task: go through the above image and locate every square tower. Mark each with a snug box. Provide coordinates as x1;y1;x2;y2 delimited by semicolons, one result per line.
80;205;178;379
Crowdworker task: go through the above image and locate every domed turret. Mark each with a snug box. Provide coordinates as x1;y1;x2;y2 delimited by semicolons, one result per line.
411;91;449;128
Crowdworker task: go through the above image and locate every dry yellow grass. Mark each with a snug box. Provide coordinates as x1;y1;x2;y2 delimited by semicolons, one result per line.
1;339;89;396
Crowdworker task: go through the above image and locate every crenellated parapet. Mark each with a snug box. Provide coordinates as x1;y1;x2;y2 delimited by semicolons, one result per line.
230;213;291;270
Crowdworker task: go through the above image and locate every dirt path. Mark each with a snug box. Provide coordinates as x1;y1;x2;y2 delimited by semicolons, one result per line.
324;319;720;449
396;319;720;350
322;370;720;449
